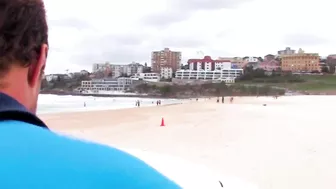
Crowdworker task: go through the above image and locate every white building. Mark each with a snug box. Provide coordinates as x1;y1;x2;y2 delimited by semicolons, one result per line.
214;62;232;70
278;47;295;56
92;62;144;78
246;57;258;62
92;62;110;72
110;65;123;78
126;62;144;76
81;77;133;92
79;70;90;75
130;73;160;82
45;74;58;82
188;56;233;72
175;69;243;83
188;61;239;71
45;74;70;82
160;67;173;79
188;62;234;71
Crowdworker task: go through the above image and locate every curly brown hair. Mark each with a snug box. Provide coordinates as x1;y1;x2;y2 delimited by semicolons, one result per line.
0;0;48;78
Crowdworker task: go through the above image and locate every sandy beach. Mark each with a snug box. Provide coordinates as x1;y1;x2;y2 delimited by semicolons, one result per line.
41;96;336;189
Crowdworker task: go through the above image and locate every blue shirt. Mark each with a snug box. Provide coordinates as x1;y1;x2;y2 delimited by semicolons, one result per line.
0;93;181;189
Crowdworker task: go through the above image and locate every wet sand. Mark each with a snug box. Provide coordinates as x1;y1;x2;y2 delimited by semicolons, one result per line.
41;96;336;189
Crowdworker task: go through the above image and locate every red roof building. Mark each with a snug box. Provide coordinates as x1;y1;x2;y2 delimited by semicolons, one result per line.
187;56;231;71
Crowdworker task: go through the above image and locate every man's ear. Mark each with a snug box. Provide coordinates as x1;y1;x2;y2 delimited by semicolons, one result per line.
28;44;48;87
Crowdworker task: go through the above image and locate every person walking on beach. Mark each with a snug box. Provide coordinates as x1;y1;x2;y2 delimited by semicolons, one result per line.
0;1;180;188
222;96;224;103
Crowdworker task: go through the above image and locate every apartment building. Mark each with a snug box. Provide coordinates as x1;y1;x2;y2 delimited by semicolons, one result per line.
188;56;232;71
130;73;160;82
160;67;173;79
92;62;110;73
218;57;246;68
92;62;144;78
151;48;181;73
175;69;242;83
281;48;320;72
177;56;243;83
278;47;295;56
126;62;144;76
81;78;133;92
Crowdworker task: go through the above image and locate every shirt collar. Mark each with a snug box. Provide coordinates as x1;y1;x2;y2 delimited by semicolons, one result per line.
0;92;48;129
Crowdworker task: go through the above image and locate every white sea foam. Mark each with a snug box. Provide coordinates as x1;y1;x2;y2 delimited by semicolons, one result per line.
37;94;183;114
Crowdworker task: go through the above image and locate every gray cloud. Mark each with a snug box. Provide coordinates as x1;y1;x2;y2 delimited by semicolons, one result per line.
172;0;251;10
78;33;150;51
48;9;235;68
49;18;93;30
111;33;149;46
141;11;191;28
71;46;151;66
69;32;155;65
161;38;205;48
141;0;254;27
215;29;234;38
66;28;225;66
283;34;330;46
160;35;209;48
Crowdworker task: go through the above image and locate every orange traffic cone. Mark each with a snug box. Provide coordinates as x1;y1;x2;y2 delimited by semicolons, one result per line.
160;118;165;127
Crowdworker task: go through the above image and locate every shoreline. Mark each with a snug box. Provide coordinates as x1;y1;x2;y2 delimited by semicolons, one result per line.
40;90;194;99
40;90;305;98
41;89;336;98
36;92;319;116
40;100;186;118
37;100;186;116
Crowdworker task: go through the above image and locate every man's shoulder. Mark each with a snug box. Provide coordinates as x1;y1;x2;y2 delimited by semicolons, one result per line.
0;120;180;188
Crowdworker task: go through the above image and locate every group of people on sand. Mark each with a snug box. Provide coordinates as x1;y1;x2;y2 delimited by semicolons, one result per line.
135;100;141;107
134;99;164;107
216;96;234;103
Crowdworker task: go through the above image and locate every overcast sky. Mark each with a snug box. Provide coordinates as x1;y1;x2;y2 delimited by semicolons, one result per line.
44;0;335;74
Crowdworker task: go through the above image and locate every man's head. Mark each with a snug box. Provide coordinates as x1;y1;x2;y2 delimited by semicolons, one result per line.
0;0;48;113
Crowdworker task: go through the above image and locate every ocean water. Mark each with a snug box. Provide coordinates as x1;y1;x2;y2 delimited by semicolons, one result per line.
37;94;183;114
